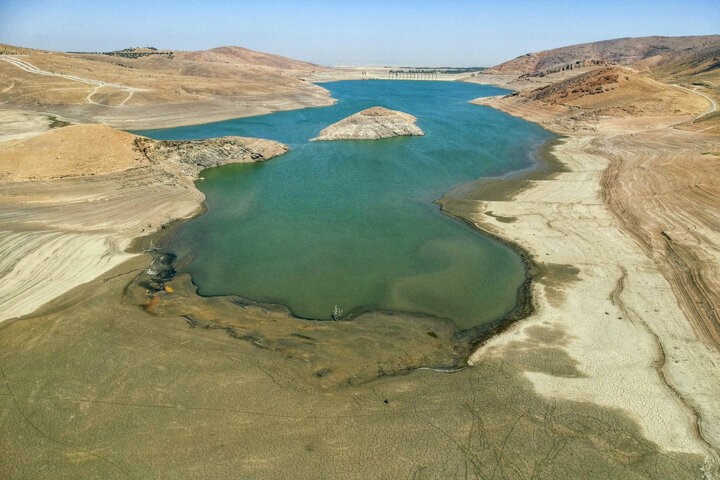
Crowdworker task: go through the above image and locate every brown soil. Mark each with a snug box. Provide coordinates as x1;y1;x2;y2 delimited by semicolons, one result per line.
1;39;720;478
0;45;333;129
476;68;720;347
489;35;720;75
473;67;709;134
0;124;145;181
0;253;704;479
598;130;720;347
0;124;288;322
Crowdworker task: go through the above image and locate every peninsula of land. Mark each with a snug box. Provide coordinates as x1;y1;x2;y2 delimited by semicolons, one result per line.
311;106;424;141
0;124;287;321
459;37;720;473
1;37;719;479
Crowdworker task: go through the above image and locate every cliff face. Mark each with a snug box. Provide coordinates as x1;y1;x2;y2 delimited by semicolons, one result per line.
312;106;424;141
134;136;289;173
0;124;288;181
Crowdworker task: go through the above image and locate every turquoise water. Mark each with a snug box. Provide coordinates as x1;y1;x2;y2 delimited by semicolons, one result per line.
135;80;554;330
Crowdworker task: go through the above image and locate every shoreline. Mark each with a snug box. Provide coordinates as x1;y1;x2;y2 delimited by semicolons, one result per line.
438;138;568;348
1;80;718;477
141;99;561;354
135;165;543;372
465;98;720;469
0;127;288;324
0;95;338;133
0;86;557;372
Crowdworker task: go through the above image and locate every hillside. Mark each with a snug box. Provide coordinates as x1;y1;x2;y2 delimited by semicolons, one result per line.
646;47;720;132
473;66;709;133
0;123;288;181
180;46;319;71
0;124;145;180
0;44;332;129
474;35;720;134
525;67;704;112
489;35;720;76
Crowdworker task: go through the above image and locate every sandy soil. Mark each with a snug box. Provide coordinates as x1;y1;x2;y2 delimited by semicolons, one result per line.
0;110;72;142
460;80;720;475
1;50;719;477
0;124;147;180
0;124;287;323
0;51;334;129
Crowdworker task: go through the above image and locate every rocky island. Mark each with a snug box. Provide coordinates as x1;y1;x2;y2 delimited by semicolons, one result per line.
2;32;720;479
312;106;424;141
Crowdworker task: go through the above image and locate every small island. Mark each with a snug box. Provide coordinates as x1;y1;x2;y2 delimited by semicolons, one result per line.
312;106;425;141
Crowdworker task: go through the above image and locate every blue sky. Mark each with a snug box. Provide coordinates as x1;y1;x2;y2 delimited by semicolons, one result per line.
1;0;718;66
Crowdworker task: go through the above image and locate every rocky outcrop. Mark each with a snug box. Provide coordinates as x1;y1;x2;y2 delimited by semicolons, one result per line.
312;106;424;141
134;136;289;173
0;126;289;323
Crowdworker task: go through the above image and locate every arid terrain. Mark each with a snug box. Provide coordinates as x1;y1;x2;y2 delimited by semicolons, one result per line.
461;35;720;476
0;44;334;130
311;106;424;141
0;124;288;322
1;36;720;478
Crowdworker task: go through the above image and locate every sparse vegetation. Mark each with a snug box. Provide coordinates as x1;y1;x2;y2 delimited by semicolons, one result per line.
69;47;174;59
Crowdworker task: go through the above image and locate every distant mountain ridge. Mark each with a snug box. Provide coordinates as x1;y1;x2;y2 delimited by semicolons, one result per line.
180;46;321;71
490;35;720;76
0;43;322;72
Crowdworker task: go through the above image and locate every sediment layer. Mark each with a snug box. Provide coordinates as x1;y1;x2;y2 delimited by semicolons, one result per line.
0;125;287;322
468;88;720;473
312;106;424;141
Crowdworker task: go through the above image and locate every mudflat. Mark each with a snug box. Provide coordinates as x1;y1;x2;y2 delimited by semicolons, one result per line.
463;69;720;474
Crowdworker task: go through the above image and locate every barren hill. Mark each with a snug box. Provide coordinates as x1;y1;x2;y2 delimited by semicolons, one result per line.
181;46;320;71
0;123;288;322
474;66;709;133
490;35;720;76
0;44;332;129
650;46;720;81
646;47;720;132
0;123;288;181
525;67;704;113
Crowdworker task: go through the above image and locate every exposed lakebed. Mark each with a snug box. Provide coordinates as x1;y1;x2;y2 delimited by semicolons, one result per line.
135;80;555;330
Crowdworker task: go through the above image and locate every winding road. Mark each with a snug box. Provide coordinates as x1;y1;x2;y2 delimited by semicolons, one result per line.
673;83;718;120
0;54;148;106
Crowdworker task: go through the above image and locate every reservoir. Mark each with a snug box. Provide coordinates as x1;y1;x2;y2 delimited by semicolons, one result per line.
135;80;554;330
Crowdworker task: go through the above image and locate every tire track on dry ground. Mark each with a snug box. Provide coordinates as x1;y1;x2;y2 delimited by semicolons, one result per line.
0;55;148;106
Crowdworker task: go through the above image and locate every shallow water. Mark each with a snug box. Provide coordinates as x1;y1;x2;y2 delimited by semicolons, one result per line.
135;80;554;329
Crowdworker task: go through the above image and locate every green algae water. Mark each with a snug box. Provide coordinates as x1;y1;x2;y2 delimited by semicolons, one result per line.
135;81;554;330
